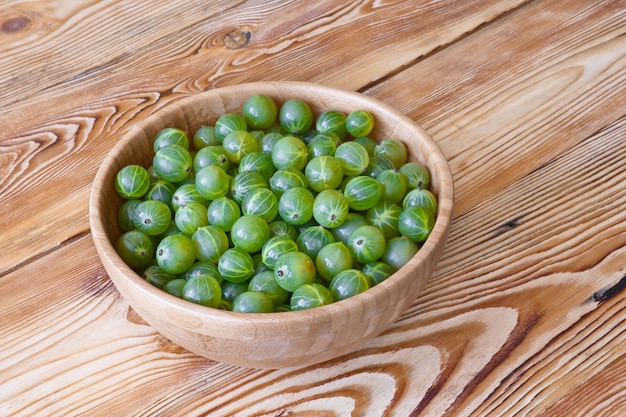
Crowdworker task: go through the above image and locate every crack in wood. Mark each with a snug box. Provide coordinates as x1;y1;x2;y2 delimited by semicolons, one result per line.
494;214;524;235
592;275;626;304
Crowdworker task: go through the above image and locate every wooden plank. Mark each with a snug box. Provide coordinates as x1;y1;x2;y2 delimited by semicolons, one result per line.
0;0;524;273
365;0;626;217
419;116;626;416
2;118;624;416
2;0;624;413
0;234;217;416
0;0;523;134
0;0;524;137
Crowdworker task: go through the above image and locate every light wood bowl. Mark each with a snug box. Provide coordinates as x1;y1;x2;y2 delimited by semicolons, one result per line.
90;81;454;369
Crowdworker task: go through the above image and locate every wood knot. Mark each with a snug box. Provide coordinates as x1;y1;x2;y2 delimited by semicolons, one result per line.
2;15;30;33
223;29;251;49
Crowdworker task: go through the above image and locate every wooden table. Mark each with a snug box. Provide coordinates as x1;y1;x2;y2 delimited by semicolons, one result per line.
2;1;625;415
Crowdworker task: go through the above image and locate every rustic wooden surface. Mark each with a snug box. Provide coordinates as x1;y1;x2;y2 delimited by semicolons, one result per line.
1;0;624;416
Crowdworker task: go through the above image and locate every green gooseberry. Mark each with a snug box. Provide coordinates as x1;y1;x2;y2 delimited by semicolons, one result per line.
335;141;370;176
193;125;220;149
316;109;348;140
230;170;268;205
218;300;233;311
343;175;382;211
132;199;172;236
269;167;308;197
398;205;435;243
382;236;419;271
195;165;230;201
230;214;270;254
232;291;275;313
268;220;299;240
171;183;209;212
242;187;279;223
242;94;278;130
366;201;402;240
207;197;241;232
312;189;349;229
248;270;290;307
331;212;368;245
346;109;374;138
365;155;395;178
296;225;335;260
118;199;141;232
221;280;250;302
291;283;334;311
147;165;160;181
249;130;264;145
239;151;275;181
271;135;309;171
376;169;408;204
347;225;386;264
252;253;270;274
185;261;223;284
115;164;150;199
399;161;431;190
183;275;222;308
144;180;177;211
193;145;230;173
274;251;316;292
305;155;344;193
163;278;187;298
265;122;286;135
307;135;338;160
192;225;229;264
278;186;315;226
152;144;193;183
300;128;319;144
218;247;255;283
353;136;377;156
261;132;283;155
156;234;196;274
279;98;313;135
214;113;247;142
361;261;395;286
374;138;408;169
174;201;208;235
222;130;259;164
153;127;189;152
329;269;370;301
403;188;438;215
315;241;353;281
115;230;154;269
261;235;299;270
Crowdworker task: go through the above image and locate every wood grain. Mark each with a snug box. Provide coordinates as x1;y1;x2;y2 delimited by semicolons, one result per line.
1;0;625;415
0;0;523;273
4;113;624;415
89;81;454;369
365;0;626;217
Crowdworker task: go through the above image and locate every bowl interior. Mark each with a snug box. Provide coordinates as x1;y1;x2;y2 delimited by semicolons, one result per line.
90;81;454;368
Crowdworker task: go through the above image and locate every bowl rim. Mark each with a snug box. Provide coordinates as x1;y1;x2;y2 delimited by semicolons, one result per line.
89;80;454;329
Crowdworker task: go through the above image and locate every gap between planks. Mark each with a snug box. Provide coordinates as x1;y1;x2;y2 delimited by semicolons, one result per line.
357;0;537;94
0;230;92;279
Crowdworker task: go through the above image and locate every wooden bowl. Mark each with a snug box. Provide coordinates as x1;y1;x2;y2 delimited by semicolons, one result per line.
89;81;454;369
